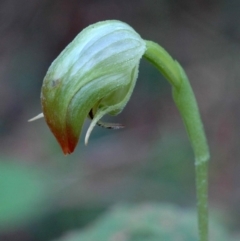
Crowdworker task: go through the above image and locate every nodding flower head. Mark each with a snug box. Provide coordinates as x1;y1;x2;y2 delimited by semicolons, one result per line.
36;20;146;154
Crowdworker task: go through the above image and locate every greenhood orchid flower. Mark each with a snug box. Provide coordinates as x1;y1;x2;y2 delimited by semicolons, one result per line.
30;19;210;241
30;20;146;154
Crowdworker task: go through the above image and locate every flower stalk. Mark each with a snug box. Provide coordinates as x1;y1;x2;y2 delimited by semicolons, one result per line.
144;40;210;241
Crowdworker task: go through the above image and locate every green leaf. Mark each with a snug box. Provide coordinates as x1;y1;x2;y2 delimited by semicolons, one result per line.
53;203;230;241
0;161;49;230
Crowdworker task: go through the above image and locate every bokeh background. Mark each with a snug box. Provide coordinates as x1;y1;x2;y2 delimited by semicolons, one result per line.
1;0;240;240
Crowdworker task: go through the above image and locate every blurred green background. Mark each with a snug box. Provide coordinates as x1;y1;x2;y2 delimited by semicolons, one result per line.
1;0;240;240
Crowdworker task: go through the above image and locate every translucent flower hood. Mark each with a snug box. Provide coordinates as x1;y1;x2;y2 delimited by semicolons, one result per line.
40;20;146;154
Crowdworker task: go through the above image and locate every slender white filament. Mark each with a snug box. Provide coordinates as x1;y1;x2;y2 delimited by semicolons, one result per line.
28;113;44;122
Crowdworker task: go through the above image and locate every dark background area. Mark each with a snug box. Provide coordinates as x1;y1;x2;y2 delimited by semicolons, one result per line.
1;0;240;240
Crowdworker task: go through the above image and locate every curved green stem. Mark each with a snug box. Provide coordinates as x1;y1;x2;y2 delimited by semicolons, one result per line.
143;40;210;241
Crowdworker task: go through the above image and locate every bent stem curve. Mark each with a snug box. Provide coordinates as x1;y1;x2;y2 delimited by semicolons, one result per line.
143;40;210;241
